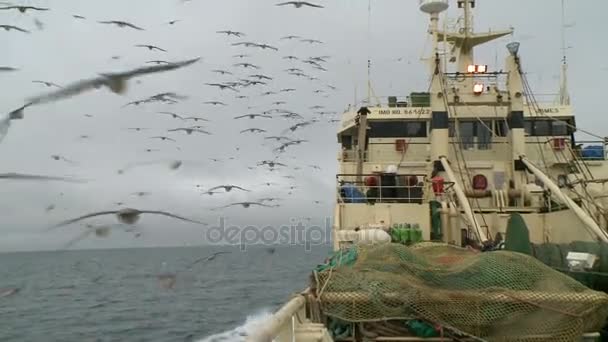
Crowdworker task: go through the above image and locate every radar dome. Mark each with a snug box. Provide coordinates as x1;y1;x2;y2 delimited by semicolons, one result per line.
419;0;449;14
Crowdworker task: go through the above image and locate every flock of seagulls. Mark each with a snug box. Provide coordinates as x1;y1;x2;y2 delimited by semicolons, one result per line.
1;0;335;250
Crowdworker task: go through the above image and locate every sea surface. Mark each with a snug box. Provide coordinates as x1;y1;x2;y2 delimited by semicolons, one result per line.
0;244;332;342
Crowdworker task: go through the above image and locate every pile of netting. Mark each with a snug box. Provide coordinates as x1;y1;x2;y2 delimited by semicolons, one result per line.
312;242;608;341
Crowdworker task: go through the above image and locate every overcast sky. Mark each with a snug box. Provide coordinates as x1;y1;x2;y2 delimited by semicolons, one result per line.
0;0;606;252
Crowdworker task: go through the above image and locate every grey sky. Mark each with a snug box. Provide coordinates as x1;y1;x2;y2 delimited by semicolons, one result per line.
1;0;606;252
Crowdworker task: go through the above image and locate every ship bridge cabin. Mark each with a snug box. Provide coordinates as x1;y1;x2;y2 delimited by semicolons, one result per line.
334;88;608;250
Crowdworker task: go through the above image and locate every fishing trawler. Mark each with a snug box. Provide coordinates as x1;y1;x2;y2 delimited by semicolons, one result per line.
248;1;608;341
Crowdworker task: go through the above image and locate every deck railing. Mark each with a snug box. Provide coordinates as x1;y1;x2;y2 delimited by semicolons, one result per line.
337;173;428;204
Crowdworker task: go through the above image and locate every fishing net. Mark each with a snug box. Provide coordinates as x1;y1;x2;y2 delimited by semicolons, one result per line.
312;242;608;341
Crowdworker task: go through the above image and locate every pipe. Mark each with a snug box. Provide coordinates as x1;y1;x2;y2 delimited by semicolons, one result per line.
246;295;307;342
440;157;488;243
519;157;608;242
440;202;450;243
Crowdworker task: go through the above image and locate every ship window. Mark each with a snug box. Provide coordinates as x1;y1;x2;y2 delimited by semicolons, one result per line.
495;120;509;137
459;121;475;149
368;121;427;138
533;120;551;136
341;135;353;149
524;121;533;136
405;122;427;137
552;120;568;135
477;120;492;150
449;120;492;149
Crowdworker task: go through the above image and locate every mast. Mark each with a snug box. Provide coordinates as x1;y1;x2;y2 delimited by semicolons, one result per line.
559;0;571;105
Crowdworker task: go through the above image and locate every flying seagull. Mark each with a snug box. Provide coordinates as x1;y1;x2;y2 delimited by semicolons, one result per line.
217;30;245;37
204;101;227;106
275;2;324;8
0;25;30;33
48;208;207;229
25;57;200;106
207;185;250;193
98;20;144;30
281;35;301;40
0;172;87;183
157;111;185;120
233;114;272;120
205;83;238;92
168;128;211;135
0;5;49;13
185;252;231;270
240;128;266;134
150;136;176;142
213;202;276;210
0;66;18;72
135;44;167;52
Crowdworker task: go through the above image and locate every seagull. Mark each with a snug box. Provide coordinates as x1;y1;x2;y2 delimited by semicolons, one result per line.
32;80;61;88
157;111;185;120
73;14;86;19
275;2;324;8
280;88;296;92
135;44;167;52
240;128;266;134
211;69;232;75
281;35;301;40
0;5;49;13
272;101;286;105
217;30;245;37
98;20;144;30
168;128;211;135
231;41;259;47
233;63;260;69
249;74;273;80
166;20;180;25
283;56;299;61
150;136;177;142
205;83;238;91
233;54;250;58
256;43;278;51
0;172;87;183
207;185;250;193
51;154;77;164
233;114;272;120
301;39;323;44
185;252;231;269
258;160;287;168
25;58;200;106
204;101;226;106
0;66;18;72
48;208;207;229
213;202;276;210
0;25;29;33
264;136;291;142
183;117;209;122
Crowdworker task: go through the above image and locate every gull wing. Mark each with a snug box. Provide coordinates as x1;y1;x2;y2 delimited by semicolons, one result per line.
140;210;208;225
48;211;119;230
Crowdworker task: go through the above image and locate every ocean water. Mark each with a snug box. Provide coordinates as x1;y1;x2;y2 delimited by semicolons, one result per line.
0;244;331;342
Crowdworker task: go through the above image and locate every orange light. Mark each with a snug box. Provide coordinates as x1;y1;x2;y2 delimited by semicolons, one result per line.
467;65;476;73
473;83;484;94
476;64;488;73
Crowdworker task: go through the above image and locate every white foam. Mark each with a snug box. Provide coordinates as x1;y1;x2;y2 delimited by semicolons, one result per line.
197;309;275;342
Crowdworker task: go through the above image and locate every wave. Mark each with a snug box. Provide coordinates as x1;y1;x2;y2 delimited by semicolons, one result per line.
197;309;274;342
